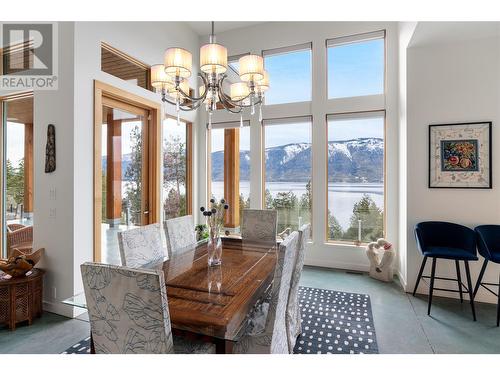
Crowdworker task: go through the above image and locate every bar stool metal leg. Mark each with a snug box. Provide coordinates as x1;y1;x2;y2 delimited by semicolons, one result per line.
497;271;500;327
473;259;488;298
413;256;428;296
428;257;437;316
455;260;463;303
464;260;476;321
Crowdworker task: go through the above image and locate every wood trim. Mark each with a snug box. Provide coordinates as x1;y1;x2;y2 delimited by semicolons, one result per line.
23;123;34;213
93;80;161;262
186;122;193;215
224;128;240;228
101;42;150;70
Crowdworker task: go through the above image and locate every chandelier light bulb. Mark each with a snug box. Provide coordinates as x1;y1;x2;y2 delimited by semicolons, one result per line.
230;82;250;102
239;54;264;82
200;43;228;74
164;47;192;78
256;70;270;93
151;64;174;91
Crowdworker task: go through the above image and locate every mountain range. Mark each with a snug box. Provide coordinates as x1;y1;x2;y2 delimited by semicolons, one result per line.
102;137;384;183
211;137;384;183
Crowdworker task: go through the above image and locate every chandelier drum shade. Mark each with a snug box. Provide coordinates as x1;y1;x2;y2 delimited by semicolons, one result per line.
152;21;270;126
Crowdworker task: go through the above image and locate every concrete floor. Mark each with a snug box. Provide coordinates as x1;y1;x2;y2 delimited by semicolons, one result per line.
1;266;499;354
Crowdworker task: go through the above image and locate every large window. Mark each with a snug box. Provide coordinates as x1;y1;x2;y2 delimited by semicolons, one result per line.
263;43;312;105
263;117;312;233
327;31;385;99
209;122;250;228
163;117;191;220
327;111;385;244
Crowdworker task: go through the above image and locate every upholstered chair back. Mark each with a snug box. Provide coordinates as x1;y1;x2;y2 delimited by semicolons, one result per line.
286;223;311;352
475;225;500;260
164;215;196;256
415;221;476;255
81;262;174;354
266;231;300;353
118;223;166;268
241;209;278;244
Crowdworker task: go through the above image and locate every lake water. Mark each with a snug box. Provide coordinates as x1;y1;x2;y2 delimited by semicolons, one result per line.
210;181;383;230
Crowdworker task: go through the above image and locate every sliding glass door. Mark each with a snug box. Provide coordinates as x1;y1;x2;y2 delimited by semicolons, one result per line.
99;98;150;264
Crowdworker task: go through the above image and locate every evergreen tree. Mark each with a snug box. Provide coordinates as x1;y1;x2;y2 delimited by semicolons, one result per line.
344;194;383;242
327;209;343;240
124;124;142;225
272;191;298;232
163;134;187;219
6;158;24;206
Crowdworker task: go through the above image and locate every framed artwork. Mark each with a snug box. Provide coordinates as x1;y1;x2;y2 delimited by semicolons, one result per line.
429;122;492;188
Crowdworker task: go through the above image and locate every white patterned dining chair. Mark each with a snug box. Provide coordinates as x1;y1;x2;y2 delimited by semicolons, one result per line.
241;209;278;244
117;223;166;268
81;262;215;354
233;231;299;354
164;215;197;257
286;223;311;353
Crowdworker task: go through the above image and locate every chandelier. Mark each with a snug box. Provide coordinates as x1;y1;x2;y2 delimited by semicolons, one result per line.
150;22;269;128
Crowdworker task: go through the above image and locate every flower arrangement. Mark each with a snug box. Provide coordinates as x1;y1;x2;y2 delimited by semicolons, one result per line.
200;198;229;266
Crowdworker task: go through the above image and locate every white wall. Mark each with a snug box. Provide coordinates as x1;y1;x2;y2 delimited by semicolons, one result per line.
406;34;500;303
197;22;400;274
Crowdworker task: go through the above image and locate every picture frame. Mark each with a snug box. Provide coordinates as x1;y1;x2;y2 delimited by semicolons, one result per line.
428;122;492;189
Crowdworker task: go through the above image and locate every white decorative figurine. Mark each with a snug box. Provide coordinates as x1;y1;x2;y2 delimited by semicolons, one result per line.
366;238;395;282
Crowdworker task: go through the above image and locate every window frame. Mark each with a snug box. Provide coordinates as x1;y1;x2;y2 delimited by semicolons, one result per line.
206;120;251;227
261;42;313;106
324;110;387;246
326;30;386;100
162;115;193;217
100;42;153;92
261;115;314;233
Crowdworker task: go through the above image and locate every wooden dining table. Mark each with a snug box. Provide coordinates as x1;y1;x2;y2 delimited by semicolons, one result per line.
144;237;278;354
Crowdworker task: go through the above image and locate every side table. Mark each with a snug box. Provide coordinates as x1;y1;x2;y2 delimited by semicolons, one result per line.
0;268;45;330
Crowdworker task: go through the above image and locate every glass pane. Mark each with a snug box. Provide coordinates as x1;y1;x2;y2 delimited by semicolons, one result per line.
327;114;384;243
3;96;34;258
264;120;312;233
239;126;250;218
210;128;225;201
101;106;145;264
264;49;312;105
163;118;188;220
328;38;384;99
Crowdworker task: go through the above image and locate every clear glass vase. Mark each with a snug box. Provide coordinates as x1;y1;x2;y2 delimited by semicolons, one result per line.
207;226;222;267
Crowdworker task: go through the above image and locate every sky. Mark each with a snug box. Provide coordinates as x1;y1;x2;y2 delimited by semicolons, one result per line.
6;122;25;167
211;37;384;150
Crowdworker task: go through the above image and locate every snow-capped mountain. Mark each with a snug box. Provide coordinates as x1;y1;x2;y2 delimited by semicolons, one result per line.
211;137;384;183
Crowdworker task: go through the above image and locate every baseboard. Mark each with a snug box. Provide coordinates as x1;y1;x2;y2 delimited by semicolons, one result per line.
397;269;408;291
43;299;79;318
304;257;369;273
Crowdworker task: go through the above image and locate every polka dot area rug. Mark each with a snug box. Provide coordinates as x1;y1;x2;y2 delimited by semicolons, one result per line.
293;286;378;354
63;286;378;354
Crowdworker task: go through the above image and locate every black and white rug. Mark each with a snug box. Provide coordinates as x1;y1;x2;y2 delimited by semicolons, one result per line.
293;286;378;354
63;286;378;354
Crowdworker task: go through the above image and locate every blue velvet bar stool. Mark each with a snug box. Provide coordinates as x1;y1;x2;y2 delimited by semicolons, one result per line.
413;221;478;320
474;225;500;326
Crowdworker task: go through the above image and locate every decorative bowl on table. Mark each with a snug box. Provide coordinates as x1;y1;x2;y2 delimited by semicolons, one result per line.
0;248;44;278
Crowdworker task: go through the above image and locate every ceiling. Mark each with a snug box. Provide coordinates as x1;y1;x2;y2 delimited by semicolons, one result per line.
186;22;262;36
409;22;500;47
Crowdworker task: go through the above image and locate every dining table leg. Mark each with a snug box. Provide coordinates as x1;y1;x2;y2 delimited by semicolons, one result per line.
215;338;234;354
